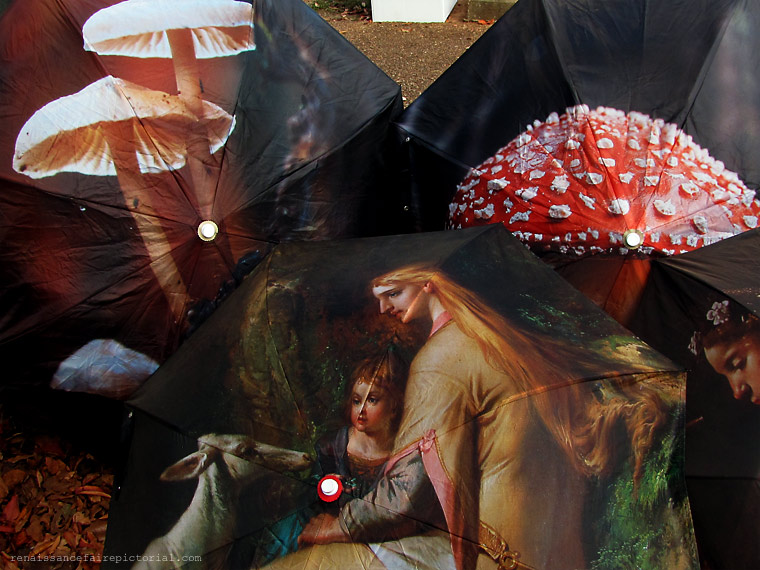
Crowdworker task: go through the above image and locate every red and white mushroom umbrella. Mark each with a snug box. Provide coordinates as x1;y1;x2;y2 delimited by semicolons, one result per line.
448;105;760;324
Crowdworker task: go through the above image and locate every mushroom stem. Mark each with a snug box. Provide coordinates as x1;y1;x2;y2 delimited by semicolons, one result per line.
108;123;190;323
166;27;217;220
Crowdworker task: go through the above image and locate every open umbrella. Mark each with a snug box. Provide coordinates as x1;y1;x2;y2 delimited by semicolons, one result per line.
630;228;760;568
446;105;759;324
395;0;760;326
104;226;697;569
0;0;404;396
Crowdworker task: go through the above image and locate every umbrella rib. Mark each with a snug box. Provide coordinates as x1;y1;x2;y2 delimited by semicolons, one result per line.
107;79;199;224
230;94;403;218
0;239;187;346
261;250;312;439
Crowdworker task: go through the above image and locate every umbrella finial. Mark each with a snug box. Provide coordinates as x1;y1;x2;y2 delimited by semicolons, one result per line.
198;220;219;241
623;229;644;250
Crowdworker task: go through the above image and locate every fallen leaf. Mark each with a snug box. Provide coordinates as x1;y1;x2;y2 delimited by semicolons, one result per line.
2;470;26;489
30;533;61;556
74;486;111;499
45;457;68;476
1;495;19;523
63;529;79;547
72;512;91;525
13;504;32;532
12;529;29;548
88;518;108;541
27;514;45;542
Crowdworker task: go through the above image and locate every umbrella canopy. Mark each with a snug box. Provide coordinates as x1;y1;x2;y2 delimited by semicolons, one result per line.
105;226;697;569
446;104;759;324
0;0;404;395
395;0;760;326
630;228;760;568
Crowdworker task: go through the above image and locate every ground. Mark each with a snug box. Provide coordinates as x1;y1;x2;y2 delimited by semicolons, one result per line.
313;1;492;105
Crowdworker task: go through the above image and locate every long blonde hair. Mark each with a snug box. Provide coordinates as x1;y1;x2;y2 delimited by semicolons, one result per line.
373;264;666;481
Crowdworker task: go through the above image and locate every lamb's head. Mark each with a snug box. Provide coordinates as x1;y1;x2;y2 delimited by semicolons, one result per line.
160;434;313;483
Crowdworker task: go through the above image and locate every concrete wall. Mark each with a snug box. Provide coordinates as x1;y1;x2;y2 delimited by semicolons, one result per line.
371;0;459;22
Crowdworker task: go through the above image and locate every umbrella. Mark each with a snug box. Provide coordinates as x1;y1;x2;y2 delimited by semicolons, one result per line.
446;104;759;325
395;0;760;326
104;226;697;569
0;0;404;396
630;228;760;568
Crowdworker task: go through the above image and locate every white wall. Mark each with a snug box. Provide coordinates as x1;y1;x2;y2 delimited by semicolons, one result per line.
371;0;458;22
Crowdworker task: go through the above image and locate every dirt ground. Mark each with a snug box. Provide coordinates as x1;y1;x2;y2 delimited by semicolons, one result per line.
314;1;493;105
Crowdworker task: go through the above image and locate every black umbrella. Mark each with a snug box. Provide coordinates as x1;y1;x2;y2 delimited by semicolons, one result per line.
104;226;697;569
632;228;760;568
395;0;760;328
0;0;404;400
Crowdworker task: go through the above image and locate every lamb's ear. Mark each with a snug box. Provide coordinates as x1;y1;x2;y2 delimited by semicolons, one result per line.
160;451;211;482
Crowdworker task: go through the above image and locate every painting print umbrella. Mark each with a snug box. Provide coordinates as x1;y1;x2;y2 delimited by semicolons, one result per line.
447;105;759;325
395;0;760;326
0;0;403;396
105;226;698;569
631;229;760;568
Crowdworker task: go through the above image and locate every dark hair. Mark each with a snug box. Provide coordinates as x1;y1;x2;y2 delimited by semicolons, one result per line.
690;299;760;355
344;347;409;432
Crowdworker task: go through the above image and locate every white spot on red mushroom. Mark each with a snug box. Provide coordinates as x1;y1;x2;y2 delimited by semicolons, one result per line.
619;172;634;184
579;193;596;210
586;172;604;185
487;179;508;193
644;175;660;186
608;199;630;215
680;182;699;196
654;200;676;216
551;174;570;194
529;169;545;180
509;211;531;223
597;138;614;149
549;205;572;219
516;187;538;201
475;204;495;219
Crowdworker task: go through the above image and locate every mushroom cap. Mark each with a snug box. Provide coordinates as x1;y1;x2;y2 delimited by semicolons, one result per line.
13;75;235;179
82;0;255;59
448;105;760;257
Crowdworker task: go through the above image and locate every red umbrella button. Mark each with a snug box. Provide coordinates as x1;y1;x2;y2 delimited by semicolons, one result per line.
318;475;343;502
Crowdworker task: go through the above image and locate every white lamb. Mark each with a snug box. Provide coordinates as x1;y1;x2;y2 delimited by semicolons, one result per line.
132;434;313;570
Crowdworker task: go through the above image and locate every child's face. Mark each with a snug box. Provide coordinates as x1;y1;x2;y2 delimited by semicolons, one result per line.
350;380;392;435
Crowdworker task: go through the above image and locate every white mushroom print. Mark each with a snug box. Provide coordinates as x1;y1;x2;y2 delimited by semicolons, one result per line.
13;76;235;320
82;0;255;219
447;105;760;256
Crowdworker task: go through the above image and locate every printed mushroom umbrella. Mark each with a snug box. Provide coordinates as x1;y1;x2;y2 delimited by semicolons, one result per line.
629;228;760;568
0;0;404;403
104;226;698;570
395;0;760;326
81;0;257;219
447;105;759;325
13;75;237;321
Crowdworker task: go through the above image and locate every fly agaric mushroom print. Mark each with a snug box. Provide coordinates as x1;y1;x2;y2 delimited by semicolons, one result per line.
448;106;760;324
448;105;759;256
13;75;235;320
82;0;255;219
